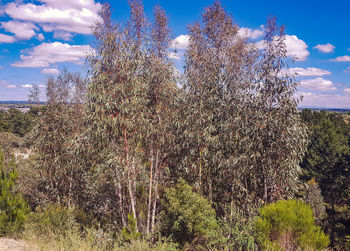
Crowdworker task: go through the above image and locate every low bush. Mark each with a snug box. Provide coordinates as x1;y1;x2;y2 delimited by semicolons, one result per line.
23;203;79;240
256;199;329;250
160;179;219;249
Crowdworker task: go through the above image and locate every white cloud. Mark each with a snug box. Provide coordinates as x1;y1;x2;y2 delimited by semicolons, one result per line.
256;35;309;61
313;43;335;53
170;35;190;50
344;88;350;94
284;67;331;77
331;56;350;62
0;80;16;88
298;91;350;108
299;78;337;91
22;84;33;88
1;21;38;40
37;33;45;41
12;42;92;68
4;0;102;35
285;35;309;61
53;31;73;41
168;52;181;60
0;33;15;43
238;27;264;39
41;68;59;74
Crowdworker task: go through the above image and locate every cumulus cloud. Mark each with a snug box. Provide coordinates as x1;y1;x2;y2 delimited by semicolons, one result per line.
299;78;337;91
344;88;350;94
170;35;190;50
41;68;59;74
53;31;73;41
285;35;309;61
313;43;335;53
238;27;264;39
4;0;102;35
1;21;38;40
21;84;33;88
284;67;331;77
331;56;350;62
298;91;350;108
0;33;15;43
12;42;92;68
256;35;309;61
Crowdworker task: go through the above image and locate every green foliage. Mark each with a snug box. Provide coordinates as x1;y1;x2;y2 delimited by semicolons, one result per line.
256;199;329;250
24;204;79;239
161;179;219;248
217;205;257;250
301;109;350;246
121;213;142;242
0;108;37;137
0;150;30;236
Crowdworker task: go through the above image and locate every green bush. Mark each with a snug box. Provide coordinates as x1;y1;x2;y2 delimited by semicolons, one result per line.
24;203;79;240
218;205;257;250
0;150;30;236
256;199;329;250
160;179;219;248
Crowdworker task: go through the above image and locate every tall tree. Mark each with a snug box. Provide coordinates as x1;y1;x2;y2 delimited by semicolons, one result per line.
86;1;178;233
29;69;87;207
28;84;40;105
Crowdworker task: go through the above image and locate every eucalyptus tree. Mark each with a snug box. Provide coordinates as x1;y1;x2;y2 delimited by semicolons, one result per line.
86;1;178;233
180;1;258;212
179;2;308;215
249;17;308;204
28;84;40;105
29;69;87;207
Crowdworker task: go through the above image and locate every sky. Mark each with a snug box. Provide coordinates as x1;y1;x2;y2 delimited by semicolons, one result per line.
0;0;349;108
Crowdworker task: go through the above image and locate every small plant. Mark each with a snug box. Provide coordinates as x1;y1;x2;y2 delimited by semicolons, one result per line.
256;199;329;250
160;179;219;248
0;150;30;236
24;203;79;240
121;213;141;242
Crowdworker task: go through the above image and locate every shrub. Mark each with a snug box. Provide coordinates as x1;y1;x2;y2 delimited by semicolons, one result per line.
0;150;30;236
304;179;326;226
24;203;79;240
256;199;329;250
218;205;257;250
160;179;219;248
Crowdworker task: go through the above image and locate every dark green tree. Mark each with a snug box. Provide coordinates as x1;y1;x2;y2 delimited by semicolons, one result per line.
301;111;350;247
0;150;30;235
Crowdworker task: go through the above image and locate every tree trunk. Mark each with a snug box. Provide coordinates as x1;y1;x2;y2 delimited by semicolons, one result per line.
151;150;160;232
146;148;154;235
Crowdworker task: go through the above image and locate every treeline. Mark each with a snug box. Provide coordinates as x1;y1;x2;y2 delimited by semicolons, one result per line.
300;109;350;247
0;1;348;250
0;107;39;137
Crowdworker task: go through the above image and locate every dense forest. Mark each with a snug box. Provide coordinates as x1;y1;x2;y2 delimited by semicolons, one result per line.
0;1;349;250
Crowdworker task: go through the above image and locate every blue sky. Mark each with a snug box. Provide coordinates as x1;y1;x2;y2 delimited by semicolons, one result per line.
0;0;349;108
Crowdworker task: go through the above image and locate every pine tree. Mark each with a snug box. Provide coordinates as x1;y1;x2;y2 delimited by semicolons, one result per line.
0;150;30;235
